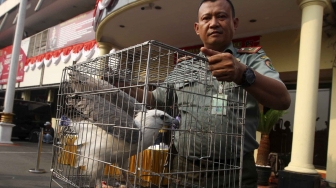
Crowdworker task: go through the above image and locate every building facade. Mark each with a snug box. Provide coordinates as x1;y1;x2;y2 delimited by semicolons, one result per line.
0;0;336;186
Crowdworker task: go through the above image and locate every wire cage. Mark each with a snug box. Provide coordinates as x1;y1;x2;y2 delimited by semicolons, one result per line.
50;40;247;188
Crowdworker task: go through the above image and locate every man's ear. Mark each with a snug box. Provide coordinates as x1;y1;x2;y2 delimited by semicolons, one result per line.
194;22;200;36
233;18;239;31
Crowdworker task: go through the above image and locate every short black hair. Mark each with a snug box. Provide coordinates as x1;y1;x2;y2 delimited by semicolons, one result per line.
199;0;236;18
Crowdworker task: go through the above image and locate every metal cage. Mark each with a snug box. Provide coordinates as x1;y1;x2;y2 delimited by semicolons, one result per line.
50;40;247;188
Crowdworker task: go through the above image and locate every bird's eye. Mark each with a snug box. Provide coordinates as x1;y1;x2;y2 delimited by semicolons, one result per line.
160;115;165;120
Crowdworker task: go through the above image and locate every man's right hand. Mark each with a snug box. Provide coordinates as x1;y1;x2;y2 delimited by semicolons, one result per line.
201;47;245;85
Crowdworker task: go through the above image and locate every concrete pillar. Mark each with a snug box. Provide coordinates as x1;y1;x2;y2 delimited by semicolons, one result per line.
98;42;113;56
326;67;336;187
278;0;328;187
97;42;113;77
285;0;327;174
0;0;28;144
47;89;54;103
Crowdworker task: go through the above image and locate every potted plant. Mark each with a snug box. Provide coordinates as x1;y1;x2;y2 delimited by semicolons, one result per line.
256;108;286;186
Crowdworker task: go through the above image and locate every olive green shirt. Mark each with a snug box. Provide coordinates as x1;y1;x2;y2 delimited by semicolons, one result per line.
152;43;283;160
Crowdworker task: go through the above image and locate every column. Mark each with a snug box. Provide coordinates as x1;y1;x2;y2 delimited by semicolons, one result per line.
0;0;28;144
98;42;113;56
278;0;328;187
326;67;336;187
97;42;113;77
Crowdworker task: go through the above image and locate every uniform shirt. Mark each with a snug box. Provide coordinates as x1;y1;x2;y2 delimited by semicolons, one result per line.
152;43;283;160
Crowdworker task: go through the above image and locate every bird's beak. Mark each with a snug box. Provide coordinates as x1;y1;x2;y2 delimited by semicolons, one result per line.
171;119;180;129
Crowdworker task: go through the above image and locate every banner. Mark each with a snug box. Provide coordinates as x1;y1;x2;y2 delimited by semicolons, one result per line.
0;45;27;84
46;10;95;51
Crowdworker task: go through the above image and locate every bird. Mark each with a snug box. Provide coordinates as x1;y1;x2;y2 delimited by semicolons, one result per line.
63;71;179;188
71;109;178;188
67;70;141;117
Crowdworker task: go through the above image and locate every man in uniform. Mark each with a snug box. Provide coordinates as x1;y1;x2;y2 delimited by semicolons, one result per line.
120;0;290;187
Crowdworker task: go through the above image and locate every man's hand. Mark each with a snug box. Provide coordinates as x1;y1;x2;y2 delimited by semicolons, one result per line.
201;47;245;85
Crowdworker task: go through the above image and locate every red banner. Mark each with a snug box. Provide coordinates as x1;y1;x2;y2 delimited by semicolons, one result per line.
0;46;26;84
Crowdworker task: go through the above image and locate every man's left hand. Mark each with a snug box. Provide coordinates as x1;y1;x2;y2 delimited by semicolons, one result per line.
201;47;245;85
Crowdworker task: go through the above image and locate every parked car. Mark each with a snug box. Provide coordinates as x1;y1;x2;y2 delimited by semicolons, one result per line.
0;98;52;142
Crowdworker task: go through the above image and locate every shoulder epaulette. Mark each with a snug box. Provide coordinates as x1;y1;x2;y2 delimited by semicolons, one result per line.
237;46;262;54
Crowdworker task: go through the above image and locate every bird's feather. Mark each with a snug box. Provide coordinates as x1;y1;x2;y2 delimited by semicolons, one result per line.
72;109;178;187
68;70;141;117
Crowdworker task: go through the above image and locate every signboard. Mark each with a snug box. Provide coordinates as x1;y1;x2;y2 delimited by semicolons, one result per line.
0;45;27;84
46;10;95;51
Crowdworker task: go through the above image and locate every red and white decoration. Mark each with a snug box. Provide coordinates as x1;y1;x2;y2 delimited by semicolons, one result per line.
29;57;36;71
35;54;45;69
52;49;62;65
44;52;52;67
71;44;84;62
24;40;99;73
24;58;31;72
83;40;98;60
61;46;72;64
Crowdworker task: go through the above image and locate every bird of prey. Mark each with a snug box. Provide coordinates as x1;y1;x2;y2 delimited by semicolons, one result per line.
64;71;179;188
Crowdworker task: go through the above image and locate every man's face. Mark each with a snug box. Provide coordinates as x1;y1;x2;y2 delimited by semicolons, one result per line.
194;0;239;52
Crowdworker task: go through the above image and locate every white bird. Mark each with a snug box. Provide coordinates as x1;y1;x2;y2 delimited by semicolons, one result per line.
63;71;178;187
71;109;178;188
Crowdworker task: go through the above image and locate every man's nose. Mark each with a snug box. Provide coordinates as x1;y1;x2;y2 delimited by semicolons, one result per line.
209;17;219;28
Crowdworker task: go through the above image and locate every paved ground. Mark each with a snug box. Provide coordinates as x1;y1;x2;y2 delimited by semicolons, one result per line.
0;138;284;188
0;138;58;188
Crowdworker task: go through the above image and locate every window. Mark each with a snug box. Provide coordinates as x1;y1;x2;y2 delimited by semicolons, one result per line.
27;30;49;57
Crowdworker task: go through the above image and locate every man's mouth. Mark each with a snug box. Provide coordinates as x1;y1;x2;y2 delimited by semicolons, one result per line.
208;31;222;36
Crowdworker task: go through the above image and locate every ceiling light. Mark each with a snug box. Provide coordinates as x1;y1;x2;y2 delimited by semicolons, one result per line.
141;3;153;10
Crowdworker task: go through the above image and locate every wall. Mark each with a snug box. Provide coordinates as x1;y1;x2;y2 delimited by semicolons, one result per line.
19;67;42;87
260;29;334;72
42;49;101;85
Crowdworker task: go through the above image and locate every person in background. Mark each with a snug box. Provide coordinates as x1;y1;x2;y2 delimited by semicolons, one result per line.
42;121;54;144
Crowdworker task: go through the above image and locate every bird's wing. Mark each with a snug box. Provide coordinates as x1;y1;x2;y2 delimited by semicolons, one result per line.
66;70;145;143
67;93;141;144
72;120;135;187
68;70;142;117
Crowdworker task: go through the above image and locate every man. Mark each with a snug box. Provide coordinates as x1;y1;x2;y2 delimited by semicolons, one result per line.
42;121;54;144
117;0;290;187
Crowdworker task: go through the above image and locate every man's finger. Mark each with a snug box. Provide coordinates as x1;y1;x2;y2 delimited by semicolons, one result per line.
177;56;193;63
200;47;221;57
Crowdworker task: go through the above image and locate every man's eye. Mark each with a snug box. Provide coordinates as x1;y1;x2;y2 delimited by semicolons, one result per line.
202;16;211;21
218;14;226;19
